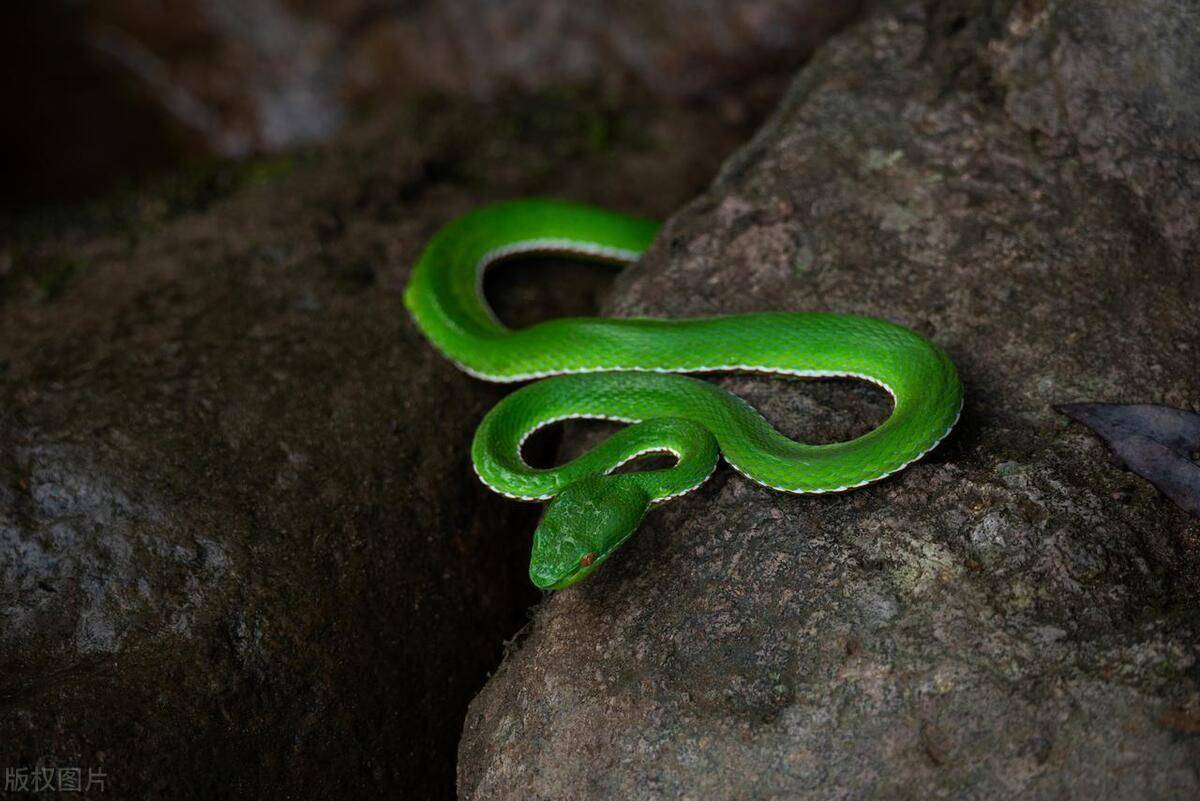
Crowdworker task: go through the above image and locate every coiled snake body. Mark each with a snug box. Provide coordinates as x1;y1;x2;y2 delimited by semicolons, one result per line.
406;199;962;589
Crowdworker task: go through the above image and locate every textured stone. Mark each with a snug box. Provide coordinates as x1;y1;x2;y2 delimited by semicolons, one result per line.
457;1;1200;798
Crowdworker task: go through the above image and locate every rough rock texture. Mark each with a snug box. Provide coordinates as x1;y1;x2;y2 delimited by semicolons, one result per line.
458;1;1200;798
0;92;763;799
2;0;861;205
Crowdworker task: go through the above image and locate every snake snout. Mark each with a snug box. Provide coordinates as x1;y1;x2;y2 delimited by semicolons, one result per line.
528;475;652;589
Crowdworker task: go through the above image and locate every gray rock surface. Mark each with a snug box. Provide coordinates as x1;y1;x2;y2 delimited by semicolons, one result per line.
0;91;770;798
457;1;1200;798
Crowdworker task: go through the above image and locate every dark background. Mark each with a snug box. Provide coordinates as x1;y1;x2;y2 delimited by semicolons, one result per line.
0;1;861;210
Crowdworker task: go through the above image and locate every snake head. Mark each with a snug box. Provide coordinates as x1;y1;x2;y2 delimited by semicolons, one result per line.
529;475;652;590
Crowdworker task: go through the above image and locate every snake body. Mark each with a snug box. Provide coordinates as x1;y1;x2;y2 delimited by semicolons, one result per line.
405;199;962;589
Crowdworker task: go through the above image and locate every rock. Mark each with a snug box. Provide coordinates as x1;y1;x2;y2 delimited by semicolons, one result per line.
0;93;763;798
338;0;861;106
457;1;1200;798
1;0;861;205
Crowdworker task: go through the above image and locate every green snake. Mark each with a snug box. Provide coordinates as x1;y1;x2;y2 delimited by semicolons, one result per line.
405;199;962;589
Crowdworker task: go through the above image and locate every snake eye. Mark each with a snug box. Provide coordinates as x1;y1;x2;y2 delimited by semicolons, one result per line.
579;552;596;567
